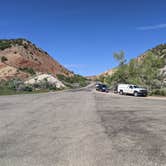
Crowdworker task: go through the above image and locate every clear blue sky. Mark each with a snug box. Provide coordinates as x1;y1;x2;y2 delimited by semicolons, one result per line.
0;0;166;76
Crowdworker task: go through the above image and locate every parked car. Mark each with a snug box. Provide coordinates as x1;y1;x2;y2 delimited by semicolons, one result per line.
95;83;101;88
96;84;109;93
117;84;148;97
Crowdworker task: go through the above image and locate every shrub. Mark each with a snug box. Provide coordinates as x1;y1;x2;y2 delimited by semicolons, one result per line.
0;39;28;50
24;86;33;92
19;67;36;75
151;89;166;96
0;41;12;50
24;45;28;49
1;56;8;63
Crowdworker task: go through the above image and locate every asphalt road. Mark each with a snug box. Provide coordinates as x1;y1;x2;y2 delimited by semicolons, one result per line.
0;88;166;166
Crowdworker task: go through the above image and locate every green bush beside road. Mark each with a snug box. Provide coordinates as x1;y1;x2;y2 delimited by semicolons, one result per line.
0;79;57;96
150;89;166;96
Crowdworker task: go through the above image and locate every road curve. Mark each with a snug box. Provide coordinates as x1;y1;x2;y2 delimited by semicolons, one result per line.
0;89;166;166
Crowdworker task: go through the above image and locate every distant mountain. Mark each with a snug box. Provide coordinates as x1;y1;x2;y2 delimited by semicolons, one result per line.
0;38;73;80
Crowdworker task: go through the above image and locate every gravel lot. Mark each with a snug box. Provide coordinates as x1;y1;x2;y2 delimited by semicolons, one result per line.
0;89;166;166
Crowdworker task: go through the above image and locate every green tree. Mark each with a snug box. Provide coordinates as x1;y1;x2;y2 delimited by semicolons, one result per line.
139;52;160;89
110;51;129;84
127;59;141;85
113;50;126;66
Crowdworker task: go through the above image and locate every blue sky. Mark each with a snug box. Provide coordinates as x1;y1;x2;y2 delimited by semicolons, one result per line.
0;0;166;76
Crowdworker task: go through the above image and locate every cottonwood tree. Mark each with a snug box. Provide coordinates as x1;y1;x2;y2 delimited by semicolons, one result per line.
113;50;126;66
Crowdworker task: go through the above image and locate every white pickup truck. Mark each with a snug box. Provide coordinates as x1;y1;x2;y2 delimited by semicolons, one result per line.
117;84;148;97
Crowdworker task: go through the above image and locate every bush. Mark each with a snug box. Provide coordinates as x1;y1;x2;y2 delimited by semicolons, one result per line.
24;45;28;49
16;84;33;92
150;89;166;96
0;79;24;92
1;56;8;63
0;39;29;51
24;86;33;92
19;67;36;75
0;41;12;50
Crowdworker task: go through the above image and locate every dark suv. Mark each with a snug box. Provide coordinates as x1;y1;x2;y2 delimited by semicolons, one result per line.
96;84;109;93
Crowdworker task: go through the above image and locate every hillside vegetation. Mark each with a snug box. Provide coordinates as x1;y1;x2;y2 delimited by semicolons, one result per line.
0;39;25;50
102;44;166;96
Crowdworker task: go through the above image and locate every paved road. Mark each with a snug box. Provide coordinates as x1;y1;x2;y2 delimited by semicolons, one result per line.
0;89;166;166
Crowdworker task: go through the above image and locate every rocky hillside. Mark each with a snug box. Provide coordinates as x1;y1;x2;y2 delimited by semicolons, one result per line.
99;68;117;77
0;39;73;80
86;68;117;81
136;44;166;63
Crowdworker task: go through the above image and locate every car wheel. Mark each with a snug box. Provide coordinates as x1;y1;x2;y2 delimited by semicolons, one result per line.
120;90;123;95
134;91;138;97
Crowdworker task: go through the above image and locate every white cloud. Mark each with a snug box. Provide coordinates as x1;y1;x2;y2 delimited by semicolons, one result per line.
137;23;166;30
